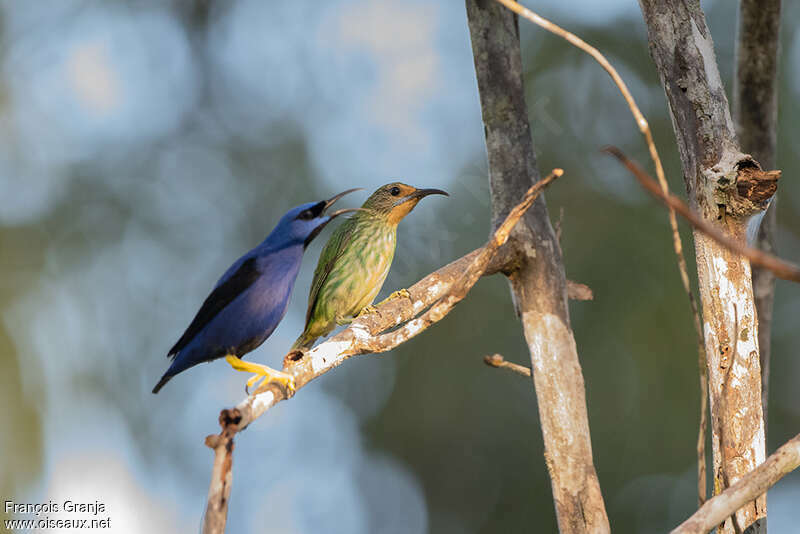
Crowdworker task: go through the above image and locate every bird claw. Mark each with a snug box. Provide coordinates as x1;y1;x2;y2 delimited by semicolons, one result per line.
248;372;296;397
374;288;411;309
226;355;296;397
386;288;411;301
356;305;379;318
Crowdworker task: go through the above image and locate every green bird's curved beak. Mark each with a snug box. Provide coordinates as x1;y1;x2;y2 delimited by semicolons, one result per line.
393;187;449;207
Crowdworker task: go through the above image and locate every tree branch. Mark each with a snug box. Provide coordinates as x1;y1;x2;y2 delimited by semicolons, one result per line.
466;2;610;532
201;169;563;534
484;353;532;377
604;147;797;283
734;0;782;434
672;433;800;534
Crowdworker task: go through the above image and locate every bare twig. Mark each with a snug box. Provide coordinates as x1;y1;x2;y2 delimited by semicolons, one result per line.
734;0;782;434
201;170;563;534
566;280;593;301
202;412;237;534
484;354;532;377
672;433;800;534
493;0;707;504
605;147;799;283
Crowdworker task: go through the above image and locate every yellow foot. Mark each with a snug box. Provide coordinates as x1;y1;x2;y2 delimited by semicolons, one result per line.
225;355;296;396
386;288;411;301
356;304;378;318
376;288;411;307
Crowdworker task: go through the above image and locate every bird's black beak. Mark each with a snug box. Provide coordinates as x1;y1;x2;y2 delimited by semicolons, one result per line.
412;188;448;199
304;189;362;248
394;187;449;206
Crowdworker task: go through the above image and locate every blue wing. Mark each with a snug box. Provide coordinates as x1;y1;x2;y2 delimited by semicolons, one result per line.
167;256;260;357
153;245;302;393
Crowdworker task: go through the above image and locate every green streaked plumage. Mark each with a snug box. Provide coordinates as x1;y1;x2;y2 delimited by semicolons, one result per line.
292;182;447;350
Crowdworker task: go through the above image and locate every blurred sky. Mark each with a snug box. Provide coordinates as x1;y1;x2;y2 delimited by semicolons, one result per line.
1;0;799;533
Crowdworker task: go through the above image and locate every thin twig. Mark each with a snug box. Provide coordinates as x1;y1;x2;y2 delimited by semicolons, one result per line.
202;414;237;534
493;0;707;503
605;147;800;283
566;280;593;301
484;354;532;377
671;433;800;534
201;169;564;534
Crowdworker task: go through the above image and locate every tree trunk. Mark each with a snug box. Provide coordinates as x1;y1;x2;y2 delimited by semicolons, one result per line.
465;2;609;532
638;1;776;532
733;0;782;433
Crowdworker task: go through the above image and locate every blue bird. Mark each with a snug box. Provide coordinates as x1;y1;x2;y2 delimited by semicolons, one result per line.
152;189;359;394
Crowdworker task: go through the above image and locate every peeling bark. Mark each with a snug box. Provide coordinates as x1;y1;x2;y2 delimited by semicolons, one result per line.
734;0;782;431
466;2;609;532
638;1;773;532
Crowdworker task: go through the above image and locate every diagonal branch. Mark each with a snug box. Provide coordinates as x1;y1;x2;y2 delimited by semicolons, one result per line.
201;169;563;534
484;347;800;534
672;433;800;534
605;147;798;283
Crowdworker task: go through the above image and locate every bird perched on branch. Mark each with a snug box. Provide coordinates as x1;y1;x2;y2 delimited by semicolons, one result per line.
291;183;448;351
152;189;360;394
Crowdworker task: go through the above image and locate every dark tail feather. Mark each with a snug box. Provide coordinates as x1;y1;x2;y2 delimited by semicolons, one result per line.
152;373;173;394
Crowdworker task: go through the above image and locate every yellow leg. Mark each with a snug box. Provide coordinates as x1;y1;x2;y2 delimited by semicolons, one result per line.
225;355;295;395
377;288;411;306
356;304;378;318
386;288;410;301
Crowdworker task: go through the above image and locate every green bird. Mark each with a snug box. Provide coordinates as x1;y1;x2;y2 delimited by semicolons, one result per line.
291;182;448;351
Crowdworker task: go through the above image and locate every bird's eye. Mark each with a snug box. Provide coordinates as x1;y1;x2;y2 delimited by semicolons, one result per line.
298;209;313;220
389;186;401;196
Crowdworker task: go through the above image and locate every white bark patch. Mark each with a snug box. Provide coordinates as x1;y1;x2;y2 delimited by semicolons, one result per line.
690;19;737;135
523;242;537;259
414;281;443;313
752;419;767;465
350;323;370;342
701;239;767;518
690;19;720;93
308;340;352;374
402;317;426;338
426;281;443;298
524;312;581;450
251;390;275;416
709;256;758;389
